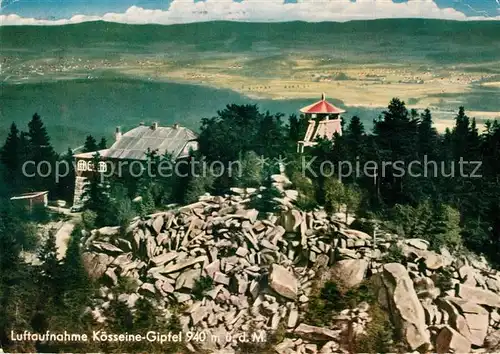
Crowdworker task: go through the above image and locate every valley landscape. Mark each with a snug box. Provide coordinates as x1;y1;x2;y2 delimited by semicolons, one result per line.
2;11;500;354
2;19;500;150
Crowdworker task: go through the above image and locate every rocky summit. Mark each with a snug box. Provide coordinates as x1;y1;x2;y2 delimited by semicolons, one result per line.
81;185;500;353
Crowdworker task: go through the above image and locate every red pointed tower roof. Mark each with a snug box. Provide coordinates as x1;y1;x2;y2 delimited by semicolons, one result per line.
300;93;346;114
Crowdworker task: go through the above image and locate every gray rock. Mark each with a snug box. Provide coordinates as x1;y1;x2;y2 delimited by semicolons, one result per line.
162;256;208;273
104;267;118;285
445;296;489;346
82;252;112;279
331;259;368;288
380;263;430;351
287;308;299;328
152;215;164;234
269;264;298;300
151;252;178;266
97;226;120;236
213;272;230;285
175;268;201;290
405;238;429;250
319;341;340;354
457;284;500;308
139;282;155;295
174;292;191;302
235;247;249;257
191;306;209;325
435;326;471;354
294;324;341;341
94;242;123;254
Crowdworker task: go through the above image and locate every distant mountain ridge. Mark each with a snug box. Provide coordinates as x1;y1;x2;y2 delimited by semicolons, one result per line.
1;19;500;61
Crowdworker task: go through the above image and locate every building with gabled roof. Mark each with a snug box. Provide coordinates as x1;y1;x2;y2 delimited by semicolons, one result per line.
297;93;344;153
72;122;198;206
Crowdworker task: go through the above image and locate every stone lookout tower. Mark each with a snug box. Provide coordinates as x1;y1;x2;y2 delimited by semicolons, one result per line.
297;93;345;153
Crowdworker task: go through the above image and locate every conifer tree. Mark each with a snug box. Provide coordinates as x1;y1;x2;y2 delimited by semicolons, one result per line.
105;299;134;332
60;226;91;314
0;122;20;174
26;113;57;191
452;106;470;160
235;150;263;187
38;231;60;280
417;109;439;158
28;113;56;162
428;204;462;251
344;116;366;161
82;135;98;153
98;137;107;150
248;175;282;215
56;148;76;202
36;231;61;322
18;131;31;163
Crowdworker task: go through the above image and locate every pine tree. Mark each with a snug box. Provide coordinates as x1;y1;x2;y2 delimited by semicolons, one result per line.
248;175;282;215
452;106;470;160
36;231;62;317
235;150;263;188
468;117;481;159
428;204;462;251
344;185;362;223
0;122;20;174
134;298;158;330
344;116;366;160
56;148;75;203
18;132;31;163
105;299;134;332
418;109;439;158
28;113;56;162
60;226;91;313
98;137;107;150
82;135;98;153
26;113;57;191
38;231;60;279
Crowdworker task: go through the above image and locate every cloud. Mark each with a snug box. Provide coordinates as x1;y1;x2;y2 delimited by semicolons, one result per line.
0;0;499;26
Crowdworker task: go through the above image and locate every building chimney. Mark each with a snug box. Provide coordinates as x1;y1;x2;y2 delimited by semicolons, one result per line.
173;123;179;129
115;126;122;141
151;122;159;130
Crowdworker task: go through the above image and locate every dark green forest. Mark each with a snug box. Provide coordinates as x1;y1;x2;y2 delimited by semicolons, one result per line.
0;98;499;351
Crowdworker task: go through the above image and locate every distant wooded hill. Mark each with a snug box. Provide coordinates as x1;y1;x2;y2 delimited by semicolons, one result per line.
1;19;500;63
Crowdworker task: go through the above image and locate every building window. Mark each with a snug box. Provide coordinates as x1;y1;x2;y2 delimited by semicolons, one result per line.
98;161;107;172
77;160;87;171
87;161;94;171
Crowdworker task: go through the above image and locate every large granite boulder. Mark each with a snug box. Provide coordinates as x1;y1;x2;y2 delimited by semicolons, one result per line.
269;264;298;300
82;252;113;279
445;297;489;346
380;263;430;351
332;259;368;288
457;284;500;308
